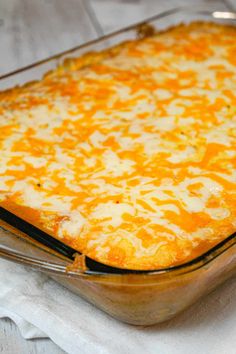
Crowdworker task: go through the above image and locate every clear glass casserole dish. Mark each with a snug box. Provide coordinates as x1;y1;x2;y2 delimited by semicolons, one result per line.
0;6;236;325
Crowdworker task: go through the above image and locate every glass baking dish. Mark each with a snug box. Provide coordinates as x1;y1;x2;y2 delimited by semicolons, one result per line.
0;6;236;326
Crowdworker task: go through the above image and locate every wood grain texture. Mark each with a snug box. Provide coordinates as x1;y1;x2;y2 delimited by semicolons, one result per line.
0;0;98;75
88;0;230;33
0;318;65;354
225;0;236;9
0;0;234;353
0;1;97;353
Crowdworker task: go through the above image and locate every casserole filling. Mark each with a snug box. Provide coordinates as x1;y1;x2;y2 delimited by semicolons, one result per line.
0;22;235;270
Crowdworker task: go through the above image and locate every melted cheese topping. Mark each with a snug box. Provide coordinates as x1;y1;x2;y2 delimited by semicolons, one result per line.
0;22;236;270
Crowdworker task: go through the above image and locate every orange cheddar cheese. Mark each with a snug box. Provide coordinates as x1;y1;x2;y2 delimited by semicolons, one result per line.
0;22;236;270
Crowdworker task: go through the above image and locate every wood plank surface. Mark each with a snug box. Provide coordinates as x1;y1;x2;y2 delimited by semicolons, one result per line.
225;0;236;9
0;0;235;353
89;0;230;33
0;0;98;75
0;318;65;354
0;1;97;353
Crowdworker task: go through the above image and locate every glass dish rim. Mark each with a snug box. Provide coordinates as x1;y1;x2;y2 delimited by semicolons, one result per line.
0;6;235;280
1;6;236;81
0;228;235;279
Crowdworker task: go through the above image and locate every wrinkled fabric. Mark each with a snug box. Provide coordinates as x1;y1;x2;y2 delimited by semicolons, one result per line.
0;258;235;354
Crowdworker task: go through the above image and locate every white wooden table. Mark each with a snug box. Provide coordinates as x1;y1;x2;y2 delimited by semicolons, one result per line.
0;0;235;352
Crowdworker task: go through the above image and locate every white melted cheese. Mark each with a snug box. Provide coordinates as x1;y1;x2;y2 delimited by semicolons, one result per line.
91;202;135;227
58;211;85;239
0;22;235;269
102;150;135;176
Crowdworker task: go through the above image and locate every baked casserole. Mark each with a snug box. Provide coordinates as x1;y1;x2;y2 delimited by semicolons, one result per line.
0;22;235;270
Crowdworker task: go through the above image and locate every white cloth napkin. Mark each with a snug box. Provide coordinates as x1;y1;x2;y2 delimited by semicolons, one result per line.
0;257;235;354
